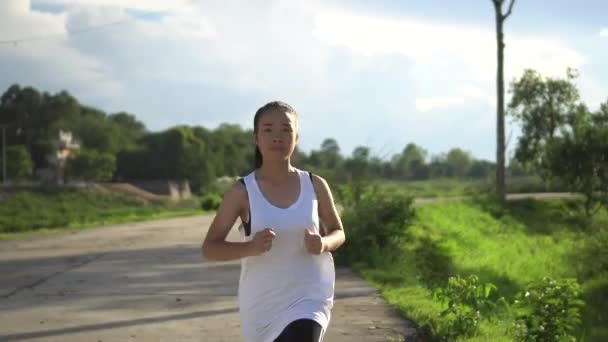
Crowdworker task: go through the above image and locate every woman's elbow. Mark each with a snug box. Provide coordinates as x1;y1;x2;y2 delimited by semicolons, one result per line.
201;241;213;260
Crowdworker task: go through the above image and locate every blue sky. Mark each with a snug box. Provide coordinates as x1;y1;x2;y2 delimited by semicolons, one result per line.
1;0;606;162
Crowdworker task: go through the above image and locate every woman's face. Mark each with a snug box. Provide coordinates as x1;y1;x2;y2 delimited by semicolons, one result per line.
255;109;298;163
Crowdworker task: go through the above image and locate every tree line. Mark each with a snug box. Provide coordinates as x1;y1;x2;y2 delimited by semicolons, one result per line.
0;84;528;193
1;67;604;209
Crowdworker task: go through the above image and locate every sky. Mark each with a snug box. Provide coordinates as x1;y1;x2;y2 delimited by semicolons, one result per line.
1;0;607;162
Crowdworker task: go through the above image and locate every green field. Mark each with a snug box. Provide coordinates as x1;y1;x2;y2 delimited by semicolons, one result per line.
337;190;607;341
0;187;204;239
375;176;568;199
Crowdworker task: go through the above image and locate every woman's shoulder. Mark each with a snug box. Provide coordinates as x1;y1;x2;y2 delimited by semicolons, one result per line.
223;175;250;200
297;169;330;191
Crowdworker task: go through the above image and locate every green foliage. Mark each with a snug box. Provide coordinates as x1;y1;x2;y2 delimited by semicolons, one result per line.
343;196;606;341
201;193;222;211
509;69;608;217
572;218;608;340
432;275;506;340
446;148;474;179
512;277;585;342
336;182;415;267
508;68;581;180
65;149;116;182
0;188;199;234
1;84;531;189
307;138;344;173
544;105;608;217
3;145;33;179
389;143;428;180
115;126;216;192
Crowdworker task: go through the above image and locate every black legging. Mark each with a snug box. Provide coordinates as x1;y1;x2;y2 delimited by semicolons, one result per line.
273;319;323;342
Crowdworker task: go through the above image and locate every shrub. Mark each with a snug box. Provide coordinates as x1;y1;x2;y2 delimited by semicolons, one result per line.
336;183;415;267
201;193;222;211
432;275;506;340
512;277;585;342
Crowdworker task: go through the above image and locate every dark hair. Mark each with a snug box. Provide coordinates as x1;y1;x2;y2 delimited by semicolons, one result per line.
253;101;298;168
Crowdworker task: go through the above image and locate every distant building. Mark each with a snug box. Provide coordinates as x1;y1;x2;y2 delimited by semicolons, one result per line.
37;130;80;184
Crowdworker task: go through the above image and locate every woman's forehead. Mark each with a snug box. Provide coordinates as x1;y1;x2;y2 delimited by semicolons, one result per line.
259;109;297;124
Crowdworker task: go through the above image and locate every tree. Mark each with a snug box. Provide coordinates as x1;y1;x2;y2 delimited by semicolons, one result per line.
508;69;581;179
506;155;528;177
544;103;608;217
115;126;216;192
2;145;33;180
396;143;427;179
344;146;371;182
446;148;473;178
491;0;516;205
108;112;147;151
352;146;370;161
320;138;343;170
65;149;116;182
469;160;496;179
0;86;80;170
72;113;121;154
429;153;449;179
509;69;608;218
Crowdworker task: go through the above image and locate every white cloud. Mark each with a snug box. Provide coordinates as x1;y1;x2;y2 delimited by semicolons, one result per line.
600;28;608;37
0;0;123;100
33;0;189;12
415;97;466;112
579;74;608;110
1;0;604;161
1;0;338;128
1;1;219;91
314;9;586;78
313;9;586;112
415;84;494;112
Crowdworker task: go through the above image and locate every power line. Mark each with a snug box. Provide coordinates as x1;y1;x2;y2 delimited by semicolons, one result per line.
0;19;129;46
0;17;132;46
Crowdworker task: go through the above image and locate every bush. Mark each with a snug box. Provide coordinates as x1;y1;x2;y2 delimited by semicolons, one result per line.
2;145;33;180
65;149;116;182
0;188;174;233
201;193;222;211
431;275;506;340
335;183;415;267
512;277;585;342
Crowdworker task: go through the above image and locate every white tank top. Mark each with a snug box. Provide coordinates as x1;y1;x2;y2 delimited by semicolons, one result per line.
237;168;335;342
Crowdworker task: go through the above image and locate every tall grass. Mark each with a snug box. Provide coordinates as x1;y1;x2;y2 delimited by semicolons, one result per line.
336;184;607;341
376;176;569;199
0;187;203;237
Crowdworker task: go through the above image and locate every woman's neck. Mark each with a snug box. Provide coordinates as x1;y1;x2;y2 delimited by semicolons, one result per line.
257;159;295;182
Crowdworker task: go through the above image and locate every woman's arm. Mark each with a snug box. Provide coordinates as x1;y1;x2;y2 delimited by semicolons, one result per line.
312;175;346;253
201;183;254;261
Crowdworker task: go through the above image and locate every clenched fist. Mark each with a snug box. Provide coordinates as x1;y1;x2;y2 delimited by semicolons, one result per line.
249;228;276;256
304;228;325;255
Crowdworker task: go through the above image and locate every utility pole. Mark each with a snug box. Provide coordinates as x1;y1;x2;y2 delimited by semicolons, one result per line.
1;124;6;184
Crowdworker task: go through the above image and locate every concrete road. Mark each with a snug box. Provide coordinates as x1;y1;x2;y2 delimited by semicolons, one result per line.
0;215;418;342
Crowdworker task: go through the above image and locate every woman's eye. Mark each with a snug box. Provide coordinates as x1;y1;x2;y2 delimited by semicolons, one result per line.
263;128;272;132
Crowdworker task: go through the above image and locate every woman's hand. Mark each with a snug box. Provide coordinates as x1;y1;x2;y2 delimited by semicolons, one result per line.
304;228;325;255
248;228;276;256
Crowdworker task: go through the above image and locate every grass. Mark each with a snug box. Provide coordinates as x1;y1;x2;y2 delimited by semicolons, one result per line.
379;178;482;198
376;176;569;199
0;187;206;239
343;196;607;341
